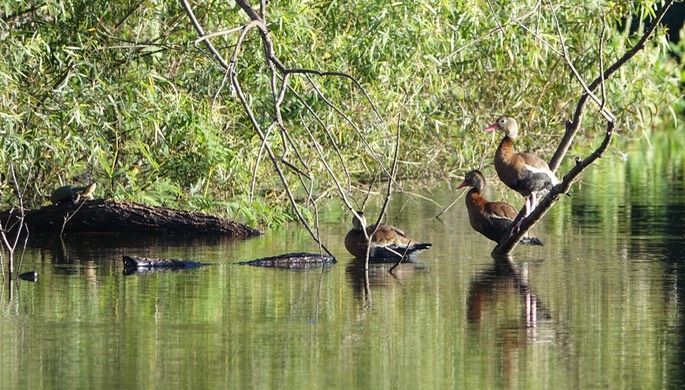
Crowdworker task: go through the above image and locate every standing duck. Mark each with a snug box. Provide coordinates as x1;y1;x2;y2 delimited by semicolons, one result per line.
458;170;543;245
344;211;432;259
484;116;560;219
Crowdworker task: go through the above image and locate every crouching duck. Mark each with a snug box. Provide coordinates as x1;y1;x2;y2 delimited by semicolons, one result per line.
458;170;543;246
344;211;432;259
485;116;560;219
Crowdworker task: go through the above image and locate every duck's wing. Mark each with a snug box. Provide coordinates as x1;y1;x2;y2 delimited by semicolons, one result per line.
484;201;518;221
367;224;411;247
518;152;561;187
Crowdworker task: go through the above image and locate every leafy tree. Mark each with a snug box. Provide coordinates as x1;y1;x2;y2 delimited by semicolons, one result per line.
1;0;681;231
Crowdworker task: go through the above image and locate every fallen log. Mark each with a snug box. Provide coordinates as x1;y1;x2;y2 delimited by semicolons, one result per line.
123;255;208;274
239;252;336;269
18;271;39;282
0;199;261;237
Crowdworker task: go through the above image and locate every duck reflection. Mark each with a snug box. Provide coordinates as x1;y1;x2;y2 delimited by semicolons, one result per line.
467;256;556;387
467;255;552;332
345;259;428;301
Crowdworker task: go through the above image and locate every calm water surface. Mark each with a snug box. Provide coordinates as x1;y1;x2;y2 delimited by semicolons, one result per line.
1;133;684;389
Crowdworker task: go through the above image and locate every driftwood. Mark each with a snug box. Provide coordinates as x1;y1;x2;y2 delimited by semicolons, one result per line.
239;252;336;269
123;255;208;274
18;271;39;282
0;199;262;237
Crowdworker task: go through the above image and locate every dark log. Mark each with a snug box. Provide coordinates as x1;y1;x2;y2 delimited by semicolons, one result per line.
123;255;208;273
18;271;38;282
239;252;336;269
0;199;262;237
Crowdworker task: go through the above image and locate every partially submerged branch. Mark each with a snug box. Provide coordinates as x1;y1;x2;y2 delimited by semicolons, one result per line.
180;0;407;257
494;0;674;257
493;121;615;256
0;164;29;280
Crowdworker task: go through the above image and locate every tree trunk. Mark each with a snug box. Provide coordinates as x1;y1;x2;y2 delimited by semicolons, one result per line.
0;199;262;237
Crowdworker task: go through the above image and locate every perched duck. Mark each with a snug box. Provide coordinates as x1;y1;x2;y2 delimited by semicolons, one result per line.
50;183;97;205
484;116;560;218
457;170;543;246
344;211;432;259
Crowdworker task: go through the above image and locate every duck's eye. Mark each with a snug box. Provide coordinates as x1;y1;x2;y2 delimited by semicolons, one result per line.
499;118;505;124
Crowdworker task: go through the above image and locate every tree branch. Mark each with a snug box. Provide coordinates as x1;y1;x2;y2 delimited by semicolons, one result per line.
548;0;674;172
181;0;404;257
493;0;674;257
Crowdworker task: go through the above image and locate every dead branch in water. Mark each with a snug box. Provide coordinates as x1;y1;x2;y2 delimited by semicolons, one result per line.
493;0;675;257
180;0;410;257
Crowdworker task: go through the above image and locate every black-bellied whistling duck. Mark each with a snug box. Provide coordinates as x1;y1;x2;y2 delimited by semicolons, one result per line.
344;211;432;259
458;170;543;246
485;116;560;219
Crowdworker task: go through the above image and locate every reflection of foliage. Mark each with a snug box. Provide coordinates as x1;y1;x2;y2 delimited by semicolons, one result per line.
0;1;681;227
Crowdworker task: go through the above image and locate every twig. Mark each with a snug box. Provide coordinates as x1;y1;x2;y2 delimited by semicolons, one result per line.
292;76;352;188
0;164;28;279
547;0;615;123
435;190;465;220
300;115;358;213
249;123;274;201
599;13;607;112
485;0;503;32
442;1;541;63
59;199;89;237
382;119;403;272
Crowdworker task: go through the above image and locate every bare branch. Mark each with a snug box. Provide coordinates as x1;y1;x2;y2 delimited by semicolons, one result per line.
547;0;615;123
494;0;675;256
548;0;675;172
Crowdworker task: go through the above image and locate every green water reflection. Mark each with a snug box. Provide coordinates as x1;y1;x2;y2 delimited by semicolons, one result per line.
1;128;684;389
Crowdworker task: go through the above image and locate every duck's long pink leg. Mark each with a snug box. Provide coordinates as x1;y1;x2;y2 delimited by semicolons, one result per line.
516;193;542;232
514;196;532;232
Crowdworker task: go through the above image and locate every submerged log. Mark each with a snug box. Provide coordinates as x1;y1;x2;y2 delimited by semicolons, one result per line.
0;199;261;237
123;255;208;273
18;271;39;282
239;252;336;269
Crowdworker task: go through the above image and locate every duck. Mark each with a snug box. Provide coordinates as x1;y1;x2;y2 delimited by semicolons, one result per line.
344;211;432;259
457;170;543;246
484;116;560;219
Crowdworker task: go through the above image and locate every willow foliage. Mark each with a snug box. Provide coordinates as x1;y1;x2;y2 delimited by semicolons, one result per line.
0;0;681;226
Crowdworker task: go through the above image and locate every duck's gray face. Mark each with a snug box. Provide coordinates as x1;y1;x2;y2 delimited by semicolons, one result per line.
469;171;485;191
485;116;519;139
458;170;485;192
352;212;367;231
498;116;519;138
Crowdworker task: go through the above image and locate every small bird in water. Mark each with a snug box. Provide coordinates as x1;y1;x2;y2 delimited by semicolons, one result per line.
485;116;561;222
457;170;543;246
344;211;432;259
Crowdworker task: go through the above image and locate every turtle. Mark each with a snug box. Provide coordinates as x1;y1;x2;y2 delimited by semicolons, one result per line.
50;183;97;205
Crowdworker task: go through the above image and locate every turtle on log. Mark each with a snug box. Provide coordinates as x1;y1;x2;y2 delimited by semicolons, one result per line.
50;183;97;205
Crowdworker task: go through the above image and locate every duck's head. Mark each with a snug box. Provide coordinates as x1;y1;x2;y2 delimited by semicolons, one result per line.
83;182;97;196
457;170;486;192
484;116;519;139
351;211;367;231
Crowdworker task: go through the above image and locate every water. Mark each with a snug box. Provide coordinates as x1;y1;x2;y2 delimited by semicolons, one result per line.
1;132;684;389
